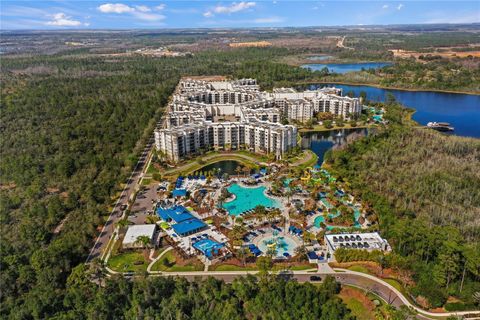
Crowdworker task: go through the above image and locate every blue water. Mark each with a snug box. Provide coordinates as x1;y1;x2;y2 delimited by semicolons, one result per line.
301;128;369;164
312;84;480;138
307;55;334;61
258;235;298;257
302;62;392;74
222;184;281;216
200;160;243;175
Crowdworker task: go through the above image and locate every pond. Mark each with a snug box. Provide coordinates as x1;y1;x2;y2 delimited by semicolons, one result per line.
199;160;244;176
301;62;392;74
311;83;480;138
301;128;369;164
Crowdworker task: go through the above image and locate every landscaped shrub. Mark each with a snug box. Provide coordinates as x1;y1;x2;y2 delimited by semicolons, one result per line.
334;248;384;263
444;302;468;311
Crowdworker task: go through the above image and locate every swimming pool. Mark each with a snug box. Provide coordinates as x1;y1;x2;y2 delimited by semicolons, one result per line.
222;183;282;216
313;207;362;229
193;238;224;255
257;234;298;258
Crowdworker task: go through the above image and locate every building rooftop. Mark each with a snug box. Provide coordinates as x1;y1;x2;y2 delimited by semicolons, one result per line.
172;219;207;236
157;205;194;223
325;232;391;252
122;224;157;245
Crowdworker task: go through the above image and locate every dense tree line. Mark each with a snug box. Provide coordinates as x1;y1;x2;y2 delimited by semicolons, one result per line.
0;48;327;319
15;266;353;320
325;101;480;308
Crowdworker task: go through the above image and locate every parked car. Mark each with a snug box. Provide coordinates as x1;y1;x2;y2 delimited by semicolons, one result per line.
310;275;322;281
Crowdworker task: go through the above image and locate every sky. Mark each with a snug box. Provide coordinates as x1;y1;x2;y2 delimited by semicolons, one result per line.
1;1;479;30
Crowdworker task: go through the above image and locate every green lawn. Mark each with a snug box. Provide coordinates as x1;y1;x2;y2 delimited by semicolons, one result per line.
339;286;377;320
272;264;317;271
146;163;157;175
348;265;372;274
343;297;373;320
107;252;149;273
298;123;373;133
141;178;152;186
211;264;258;271
150;250;203;272
383;278;403;292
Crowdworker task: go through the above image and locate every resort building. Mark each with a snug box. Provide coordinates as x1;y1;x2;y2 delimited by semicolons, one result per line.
325;232;391;255
155;77;360;162
272;87;361;122
122;224;158;248
157;205;208;237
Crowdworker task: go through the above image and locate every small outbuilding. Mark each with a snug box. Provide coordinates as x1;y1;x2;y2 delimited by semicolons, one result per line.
122;224;157;248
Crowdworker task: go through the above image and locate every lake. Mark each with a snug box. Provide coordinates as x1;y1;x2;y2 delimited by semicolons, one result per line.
306;55;334;61
301;128;369;164
200;160;243;175
309;84;480;138
302;62;392;74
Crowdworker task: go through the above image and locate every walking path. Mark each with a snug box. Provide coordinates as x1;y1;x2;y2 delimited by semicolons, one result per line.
290;150;316;167
147;247;173;273
110;266;480;319
162;152;268;176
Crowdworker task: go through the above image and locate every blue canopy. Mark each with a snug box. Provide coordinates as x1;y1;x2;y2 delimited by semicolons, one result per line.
172;189;187;197
172;219;207;236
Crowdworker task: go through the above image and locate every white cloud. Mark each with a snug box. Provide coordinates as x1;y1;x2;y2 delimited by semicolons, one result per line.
97;3;165;21
45;13;84;27
382;4;389;9
214;1;256;14
155;4;166;11
135;5;151;13
133;12;165;21
397;4;404;10
98;3;135;14
205;1;256;17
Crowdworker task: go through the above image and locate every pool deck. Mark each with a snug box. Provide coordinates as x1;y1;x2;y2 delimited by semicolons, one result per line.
250;231;302;258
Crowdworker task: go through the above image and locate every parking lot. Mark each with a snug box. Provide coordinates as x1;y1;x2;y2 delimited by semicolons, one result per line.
129;182;158;225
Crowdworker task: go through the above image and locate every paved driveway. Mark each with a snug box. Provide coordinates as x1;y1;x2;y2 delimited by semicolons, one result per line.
86;137;154;262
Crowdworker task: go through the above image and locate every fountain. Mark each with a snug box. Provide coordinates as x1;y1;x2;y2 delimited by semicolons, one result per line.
262;231;294;257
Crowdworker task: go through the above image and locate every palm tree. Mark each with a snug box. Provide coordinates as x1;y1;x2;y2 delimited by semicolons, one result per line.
267;208;281;226
236;247;252;267
230;225;246;242
135;235;151;248
235;166;242;177
294;245;307;260
285;189;293;203
242;165;250;177
116;218;130;230
254;205;267;222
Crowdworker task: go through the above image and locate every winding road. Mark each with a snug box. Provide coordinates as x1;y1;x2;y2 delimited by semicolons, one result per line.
135;269;479;320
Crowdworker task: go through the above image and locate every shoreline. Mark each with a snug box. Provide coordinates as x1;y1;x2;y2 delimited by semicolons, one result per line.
295;80;480;96
298;124;374;133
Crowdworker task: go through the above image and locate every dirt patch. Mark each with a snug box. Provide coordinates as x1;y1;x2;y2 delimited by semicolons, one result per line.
229;41;271;48
181;75;227;81
340;286;375;310
390;49;480;60
0;183;16;190
330;261;415;287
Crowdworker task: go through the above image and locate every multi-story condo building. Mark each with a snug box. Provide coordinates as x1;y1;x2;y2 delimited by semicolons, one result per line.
155;77;360;163
272;87;361;122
